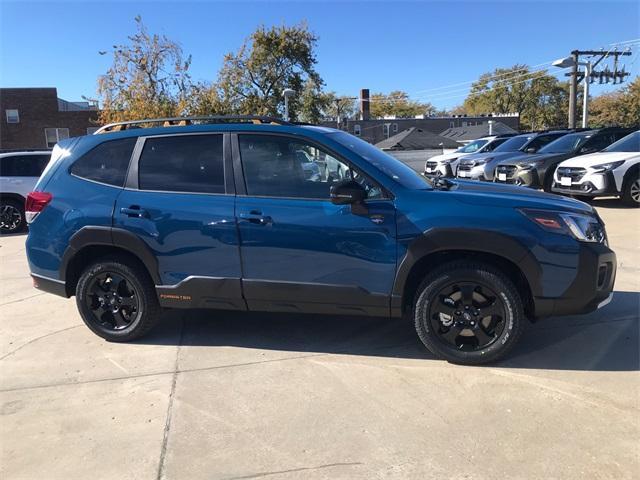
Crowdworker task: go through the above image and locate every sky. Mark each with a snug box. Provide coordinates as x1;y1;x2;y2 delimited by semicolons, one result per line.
1;0;639;109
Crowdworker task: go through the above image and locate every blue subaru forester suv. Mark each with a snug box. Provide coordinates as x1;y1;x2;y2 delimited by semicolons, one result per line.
25;116;616;365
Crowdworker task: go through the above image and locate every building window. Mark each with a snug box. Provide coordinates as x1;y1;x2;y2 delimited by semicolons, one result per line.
86;127;100;135
354;124;361;136
44;128;70;148
5;109;19;123
392;123;398;133
383;123;390;138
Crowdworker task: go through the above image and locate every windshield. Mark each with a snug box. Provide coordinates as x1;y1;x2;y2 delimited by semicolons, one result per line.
329;131;430;189
456;139;488;153
493;135;532;152
539;132;591;154
603;131;639;152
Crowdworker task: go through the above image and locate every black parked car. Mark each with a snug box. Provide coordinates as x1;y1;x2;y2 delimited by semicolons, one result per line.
494;127;636;191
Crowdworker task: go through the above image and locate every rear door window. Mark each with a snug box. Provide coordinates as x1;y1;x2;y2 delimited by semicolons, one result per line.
138;134;225;194
0;154;50;177
70;138;137;186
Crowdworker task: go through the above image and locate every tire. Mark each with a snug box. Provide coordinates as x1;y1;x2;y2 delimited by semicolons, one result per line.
76;255;161;342
0;198;26;234
413;261;525;365
621;172;640;207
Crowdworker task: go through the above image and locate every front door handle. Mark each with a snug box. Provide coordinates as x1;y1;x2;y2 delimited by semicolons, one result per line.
120;206;148;218
239;211;272;225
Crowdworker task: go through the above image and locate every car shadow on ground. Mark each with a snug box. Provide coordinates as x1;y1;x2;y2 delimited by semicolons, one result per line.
137;290;639;372
589;198;637;209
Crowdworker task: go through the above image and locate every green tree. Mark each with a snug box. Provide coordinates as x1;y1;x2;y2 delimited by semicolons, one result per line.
590;76;640;127
462;65;569;130
96;16;193;124
217;23;321;119
369;91;434;118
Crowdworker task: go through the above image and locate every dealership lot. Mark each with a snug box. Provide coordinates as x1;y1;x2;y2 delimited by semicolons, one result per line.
0;199;638;480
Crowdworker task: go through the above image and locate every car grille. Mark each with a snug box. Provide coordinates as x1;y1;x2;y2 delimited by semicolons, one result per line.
425;161;439;169
457;165;472;172
556;167;587;182
495;164;517;177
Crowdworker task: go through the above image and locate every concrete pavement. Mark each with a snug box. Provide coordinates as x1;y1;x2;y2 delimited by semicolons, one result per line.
1;199;638;480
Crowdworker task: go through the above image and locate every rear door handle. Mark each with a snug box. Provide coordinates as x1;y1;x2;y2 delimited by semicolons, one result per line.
120;206;148;218
238;211;272;225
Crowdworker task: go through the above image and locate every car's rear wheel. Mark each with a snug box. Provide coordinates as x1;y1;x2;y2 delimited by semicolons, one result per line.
76;256;161;342
413;262;525;365
0;198;25;234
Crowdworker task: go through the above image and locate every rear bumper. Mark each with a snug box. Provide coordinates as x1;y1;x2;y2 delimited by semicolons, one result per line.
534;242;616;318
31;273;69;298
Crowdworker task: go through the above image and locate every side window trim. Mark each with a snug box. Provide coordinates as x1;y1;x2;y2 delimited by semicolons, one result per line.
231;131;390;202
125;132;235;195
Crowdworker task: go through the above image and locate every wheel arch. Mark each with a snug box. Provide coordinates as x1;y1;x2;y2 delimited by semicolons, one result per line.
61;226;161;296
393;229;541;320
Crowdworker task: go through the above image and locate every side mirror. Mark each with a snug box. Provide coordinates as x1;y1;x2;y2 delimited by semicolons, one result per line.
525;147;537;153
330;179;366;205
579;146;596;154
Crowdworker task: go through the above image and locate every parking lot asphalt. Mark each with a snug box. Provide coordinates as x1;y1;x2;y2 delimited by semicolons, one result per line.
1;199;638;480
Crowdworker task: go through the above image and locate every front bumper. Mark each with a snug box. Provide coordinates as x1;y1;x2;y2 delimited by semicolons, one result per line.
551;172;618;197
456;164;487;180
424;162;452;177
535;241;616;318
494;166;541;188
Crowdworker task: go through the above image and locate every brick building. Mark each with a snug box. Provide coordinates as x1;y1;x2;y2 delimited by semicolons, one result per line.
321;88;520;146
0;88;99;150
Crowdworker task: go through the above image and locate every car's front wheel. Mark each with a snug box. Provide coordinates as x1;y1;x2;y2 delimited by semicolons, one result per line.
76;256;161;342
621;174;640;207
413;261;525;365
0;198;26;234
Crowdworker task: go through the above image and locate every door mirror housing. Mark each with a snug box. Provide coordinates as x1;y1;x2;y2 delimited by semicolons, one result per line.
330;179;367;205
579;146;597;155
525;147;537;153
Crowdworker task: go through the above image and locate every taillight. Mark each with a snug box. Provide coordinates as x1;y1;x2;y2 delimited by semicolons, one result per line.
25;192;52;224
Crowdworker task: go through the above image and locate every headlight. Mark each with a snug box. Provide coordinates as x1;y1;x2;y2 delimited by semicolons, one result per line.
591;160;625;173
520;209;605;243
520;161;542;171
443;157;457;164
475;158;490;166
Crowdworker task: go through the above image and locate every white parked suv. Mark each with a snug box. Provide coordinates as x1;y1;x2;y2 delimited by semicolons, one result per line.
424;134;514;177
552;131;639;206
0;151;51;233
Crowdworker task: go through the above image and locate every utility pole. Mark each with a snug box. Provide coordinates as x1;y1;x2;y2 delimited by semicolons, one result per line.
334;96;357;130
556;49;632;128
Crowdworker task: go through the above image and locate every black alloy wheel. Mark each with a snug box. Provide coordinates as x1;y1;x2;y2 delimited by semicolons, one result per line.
76;256;161;341
86;272;140;331
0;200;25;233
413;261;525;365
428;281;505;351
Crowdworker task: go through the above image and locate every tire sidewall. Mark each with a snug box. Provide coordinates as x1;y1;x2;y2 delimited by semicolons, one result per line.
76;261;149;341
414;266;521;364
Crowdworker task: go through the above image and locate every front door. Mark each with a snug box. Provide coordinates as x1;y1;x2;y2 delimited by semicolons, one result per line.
235;133;397;316
114;133;244;310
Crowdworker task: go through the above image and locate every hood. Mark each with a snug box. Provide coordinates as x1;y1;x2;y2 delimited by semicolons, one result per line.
506;152;573;167
428;151;469;163
438;179;593;213
459;151;527;166
556;151;639;168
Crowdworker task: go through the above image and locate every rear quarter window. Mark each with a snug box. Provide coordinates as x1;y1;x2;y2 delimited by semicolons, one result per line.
70;138;137;187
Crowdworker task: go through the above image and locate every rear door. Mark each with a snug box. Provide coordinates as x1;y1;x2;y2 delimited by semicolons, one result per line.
114;133;244;310
234;133;397;317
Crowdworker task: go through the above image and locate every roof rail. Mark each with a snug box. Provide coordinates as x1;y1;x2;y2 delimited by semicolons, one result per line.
93;115;291;134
